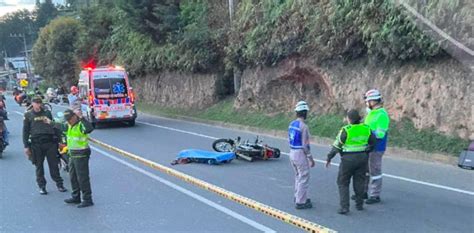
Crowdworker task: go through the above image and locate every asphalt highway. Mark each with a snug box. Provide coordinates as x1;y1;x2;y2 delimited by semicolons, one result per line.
1;97;473;233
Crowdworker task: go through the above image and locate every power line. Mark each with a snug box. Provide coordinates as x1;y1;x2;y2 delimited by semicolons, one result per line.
397;0;474;57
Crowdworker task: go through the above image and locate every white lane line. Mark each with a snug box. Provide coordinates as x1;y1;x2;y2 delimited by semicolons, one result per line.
286;151;474;195
91;146;277;233
14;111;23;116
139;121;474;196
138;121;218;140
383;173;474;196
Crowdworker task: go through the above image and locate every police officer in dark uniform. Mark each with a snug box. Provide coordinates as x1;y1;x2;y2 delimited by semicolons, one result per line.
23;96;67;195
326;109;376;214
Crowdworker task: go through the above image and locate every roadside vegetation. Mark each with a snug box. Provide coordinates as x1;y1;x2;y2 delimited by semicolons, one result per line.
0;0;470;156
7;0;468;86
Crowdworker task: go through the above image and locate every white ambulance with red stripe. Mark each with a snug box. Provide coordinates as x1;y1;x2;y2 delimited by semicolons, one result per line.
78;65;137;127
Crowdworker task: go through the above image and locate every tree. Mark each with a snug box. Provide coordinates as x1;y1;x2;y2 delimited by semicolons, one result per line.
32;17;82;87
75;5;115;67
34;0;58;29
116;0;179;43
0;10;35;57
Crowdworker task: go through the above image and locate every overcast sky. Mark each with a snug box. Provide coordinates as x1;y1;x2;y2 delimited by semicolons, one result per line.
0;0;65;17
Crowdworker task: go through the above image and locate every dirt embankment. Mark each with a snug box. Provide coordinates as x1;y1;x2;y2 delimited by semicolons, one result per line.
134;58;473;140
234;58;473;140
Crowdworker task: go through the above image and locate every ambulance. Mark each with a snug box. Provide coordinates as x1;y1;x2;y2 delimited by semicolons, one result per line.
78;65;137;127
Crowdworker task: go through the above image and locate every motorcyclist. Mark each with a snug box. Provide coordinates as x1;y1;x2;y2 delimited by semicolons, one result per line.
0;100;9;146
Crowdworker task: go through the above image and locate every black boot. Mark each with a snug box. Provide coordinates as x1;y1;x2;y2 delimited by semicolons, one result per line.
295;199;312;209
57;185;67;192
351;193;368;201
39;187;47;195
64;198;81;204
77;201;94;208
365;196;381;204
338;208;349;215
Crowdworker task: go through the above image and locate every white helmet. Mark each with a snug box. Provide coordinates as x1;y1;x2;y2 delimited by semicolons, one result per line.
295;101;310;112
364;89;382;101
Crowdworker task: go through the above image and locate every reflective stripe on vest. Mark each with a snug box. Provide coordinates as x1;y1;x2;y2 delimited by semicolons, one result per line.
67;122;89;150
341;124;371;153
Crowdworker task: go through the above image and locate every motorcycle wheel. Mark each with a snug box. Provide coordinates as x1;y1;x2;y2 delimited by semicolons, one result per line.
212;139;235;152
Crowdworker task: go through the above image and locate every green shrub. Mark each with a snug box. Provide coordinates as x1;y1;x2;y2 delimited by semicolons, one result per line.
96;0;222;75
226;0;462;69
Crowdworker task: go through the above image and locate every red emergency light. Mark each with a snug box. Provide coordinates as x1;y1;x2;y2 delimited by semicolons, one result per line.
83;65;95;70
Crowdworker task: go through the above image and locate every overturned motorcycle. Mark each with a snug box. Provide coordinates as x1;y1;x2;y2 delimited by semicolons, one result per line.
212;136;280;162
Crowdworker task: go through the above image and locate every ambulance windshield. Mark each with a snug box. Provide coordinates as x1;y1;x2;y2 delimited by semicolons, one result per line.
93;71;128;99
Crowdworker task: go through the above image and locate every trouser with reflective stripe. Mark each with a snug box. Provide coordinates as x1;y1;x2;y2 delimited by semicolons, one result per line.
69;155;92;202
338;152;368;209
366;151;384;197
289;149;310;204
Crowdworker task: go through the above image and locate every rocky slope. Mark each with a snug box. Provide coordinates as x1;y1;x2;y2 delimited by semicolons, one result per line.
234;58;473;140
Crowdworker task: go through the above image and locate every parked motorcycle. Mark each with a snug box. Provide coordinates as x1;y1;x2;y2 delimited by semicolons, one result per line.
46;88;60;104
53;112;69;171
212;136;280;162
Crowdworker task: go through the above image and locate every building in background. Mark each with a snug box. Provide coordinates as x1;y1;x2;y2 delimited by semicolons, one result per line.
4;56;33;73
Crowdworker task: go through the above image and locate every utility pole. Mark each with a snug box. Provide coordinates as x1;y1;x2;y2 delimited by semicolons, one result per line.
9;33;30;76
228;0;241;95
228;0;234;21
22;34;30;75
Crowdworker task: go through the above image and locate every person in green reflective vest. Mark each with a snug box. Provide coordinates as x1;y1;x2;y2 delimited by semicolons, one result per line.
326;109;376;215
363;89;390;204
62;109;95;208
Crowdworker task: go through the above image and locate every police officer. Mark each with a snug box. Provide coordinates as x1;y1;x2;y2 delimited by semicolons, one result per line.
363;89;390;204
62;109;95;208
288;101;315;209
326;110;375;214
23;96;66;195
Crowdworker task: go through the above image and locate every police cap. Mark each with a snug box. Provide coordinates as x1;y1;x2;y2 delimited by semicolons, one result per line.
31;96;43;103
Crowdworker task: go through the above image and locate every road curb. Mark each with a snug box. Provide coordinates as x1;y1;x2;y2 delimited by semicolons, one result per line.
90;137;337;233
137;111;459;166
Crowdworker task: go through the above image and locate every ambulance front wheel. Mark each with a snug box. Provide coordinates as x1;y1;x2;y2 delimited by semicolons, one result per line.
128;119;136;127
